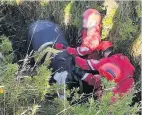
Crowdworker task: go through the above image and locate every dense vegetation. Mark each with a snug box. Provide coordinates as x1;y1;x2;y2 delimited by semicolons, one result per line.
0;0;141;115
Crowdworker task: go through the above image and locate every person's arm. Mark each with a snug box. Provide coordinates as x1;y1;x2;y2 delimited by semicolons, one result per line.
75;56;92;70
66;45;92;56
75;56;102;71
73;67;101;87
54;43;67;50
54;44;92;56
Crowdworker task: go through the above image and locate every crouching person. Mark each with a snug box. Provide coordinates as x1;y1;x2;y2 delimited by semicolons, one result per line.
55;8;102;57
73;41;135;102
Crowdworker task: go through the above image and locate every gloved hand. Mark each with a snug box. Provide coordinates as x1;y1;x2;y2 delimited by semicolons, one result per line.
66;47;78;56
54;43;66;50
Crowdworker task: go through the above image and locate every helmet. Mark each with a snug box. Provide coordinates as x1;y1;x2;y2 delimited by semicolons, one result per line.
83;9;101;28
96;41;113;52
99;63;121;82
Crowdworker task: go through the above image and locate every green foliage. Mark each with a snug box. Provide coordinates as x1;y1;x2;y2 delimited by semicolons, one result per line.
134;2;141;19
101;77;115;89
111;2;140;45
32;65;51;100
0;36;12;53
102;4;118;39
64;1;74;25
0;1;141;115
0;59;52;114
65;90;139;115
64;1;74;16
117;18;137;41
40;0;49;6
71;1;103;27
0;35;13;63
34;47;60;66
0;0;17;5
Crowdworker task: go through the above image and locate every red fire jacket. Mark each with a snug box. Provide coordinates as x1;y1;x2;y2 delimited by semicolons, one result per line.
55;25;101;57
67;25;101;56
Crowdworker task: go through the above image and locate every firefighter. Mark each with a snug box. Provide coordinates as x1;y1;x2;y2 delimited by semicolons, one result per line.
55;8;102;57
73;41;135;102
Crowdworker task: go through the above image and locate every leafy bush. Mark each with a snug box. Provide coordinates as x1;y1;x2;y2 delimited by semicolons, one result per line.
0;1;141;115
0;35;52;115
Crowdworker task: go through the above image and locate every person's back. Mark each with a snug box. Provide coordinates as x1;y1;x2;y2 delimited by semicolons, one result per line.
106;54;135;95
109;54;135;80
28;20;68;51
